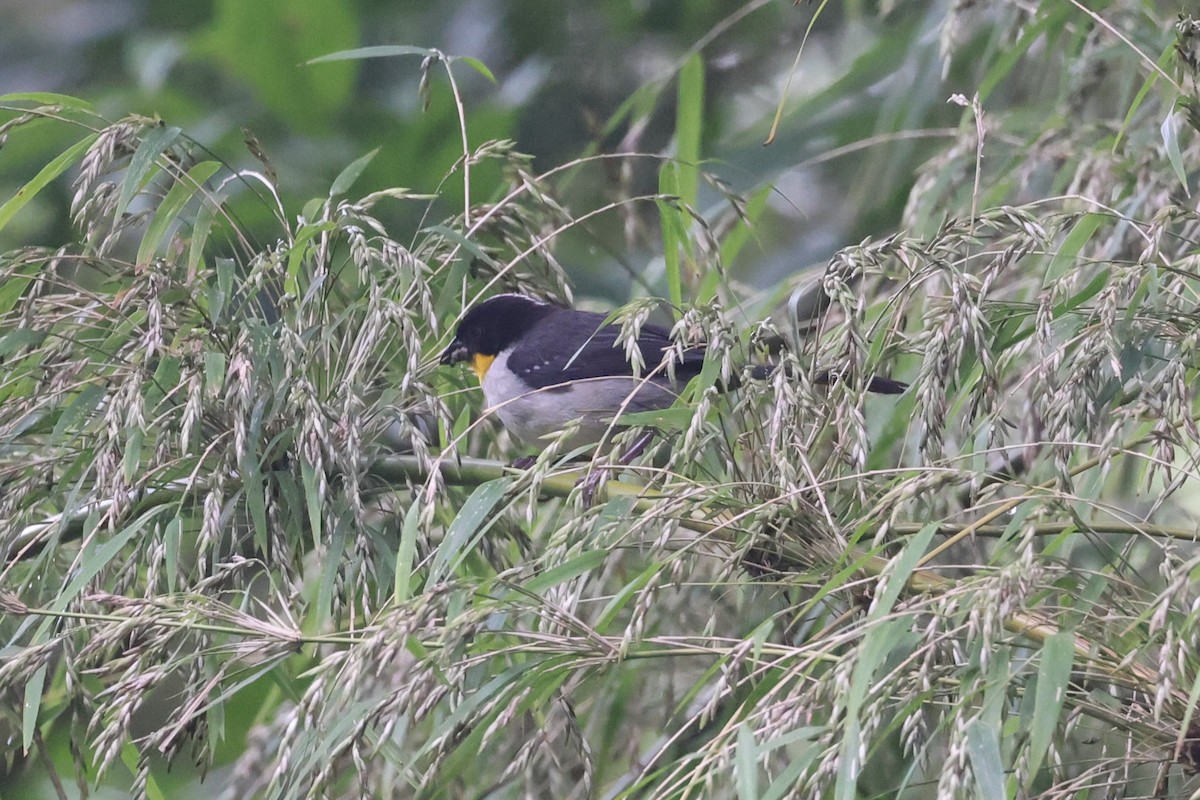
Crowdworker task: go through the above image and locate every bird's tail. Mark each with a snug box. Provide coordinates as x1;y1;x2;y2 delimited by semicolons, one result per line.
746;363;907;394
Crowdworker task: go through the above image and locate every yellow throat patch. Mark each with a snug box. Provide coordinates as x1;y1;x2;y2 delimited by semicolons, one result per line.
471;353;496;382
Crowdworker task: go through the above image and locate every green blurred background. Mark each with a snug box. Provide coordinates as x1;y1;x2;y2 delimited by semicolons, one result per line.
0;0;963;305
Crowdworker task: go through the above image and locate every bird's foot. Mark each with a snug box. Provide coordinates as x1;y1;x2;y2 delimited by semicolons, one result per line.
510;455;537;470
577;469;606;507
576;431;656;506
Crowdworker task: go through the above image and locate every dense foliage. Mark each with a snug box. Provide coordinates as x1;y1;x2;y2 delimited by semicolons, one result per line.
2;3;1200;798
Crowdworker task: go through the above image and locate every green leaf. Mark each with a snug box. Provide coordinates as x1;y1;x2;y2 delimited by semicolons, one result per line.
835;618;907;800
456;56;496;83
308;44;439;64
0;328;47;358
204;350;227;395
122;428;144;482
45;505;176;622
760;742;817;800
0;92;96;111
657;165;686;314
523;550;607;595
330;147;379;197
394;501;423;602
1052;267;1109;317
710;184;770;300
164;517;182;594
1028;631;1074;778
1114;41;1173;152
188;188;222;278
315;517;347;628
1161;112;1190;197
614;406;693;430
120;742;167;800
736;724;759;800
833;717;864;800
0;133;98;236
205;257;229;323
869;522;937;620
594;560;661;631
240;460;269;555
0;263;38;316
428;479;509;583
966;719;1007;800
21;664;48;754
285;222;334;298
1045;213;1104;284
416;661;547;776
147;355;181;410
835;600;916;800
136;160;222;266
1177;661;1200;778
675;52;704;209
301;460;322;549
977;4;1070;103
51;383;106;439
115;124;182;221
421;224;502;268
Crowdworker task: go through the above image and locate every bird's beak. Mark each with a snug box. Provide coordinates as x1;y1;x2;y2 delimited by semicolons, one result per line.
440;339;469;366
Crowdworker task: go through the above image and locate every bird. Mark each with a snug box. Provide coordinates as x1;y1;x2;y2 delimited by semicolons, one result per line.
440;293;906;456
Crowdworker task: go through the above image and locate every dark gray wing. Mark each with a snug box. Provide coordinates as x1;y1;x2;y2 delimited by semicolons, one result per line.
507;309;706;390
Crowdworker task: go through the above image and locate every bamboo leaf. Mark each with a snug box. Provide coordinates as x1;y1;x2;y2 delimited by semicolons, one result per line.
45;505;175;621
330;147;379;197
1045;213;1104;284
456;56;496;83
966;719;1007;800
0;262;38;316
115;124;182;221
120;742;167;800
869;522;936;620
51;383;106;440
188;187;222;278
301;461;323;549
308;44;440;64
428;479;509;583
1161;112;1190;197
21;664;47;754
394;501;423;602
135;160;222;266
675;52;704;210
523;550;606;595
1028;631;1074;777
0;92;96;111
164;517;182;594
978;4;1070;102
658;165;685;314
0;134;98;235
736;724;759;800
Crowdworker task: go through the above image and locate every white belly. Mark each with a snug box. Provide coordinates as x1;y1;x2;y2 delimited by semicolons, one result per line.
480;349;677;447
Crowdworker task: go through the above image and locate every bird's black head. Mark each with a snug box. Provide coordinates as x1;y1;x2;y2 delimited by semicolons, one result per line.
440;294;556;380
